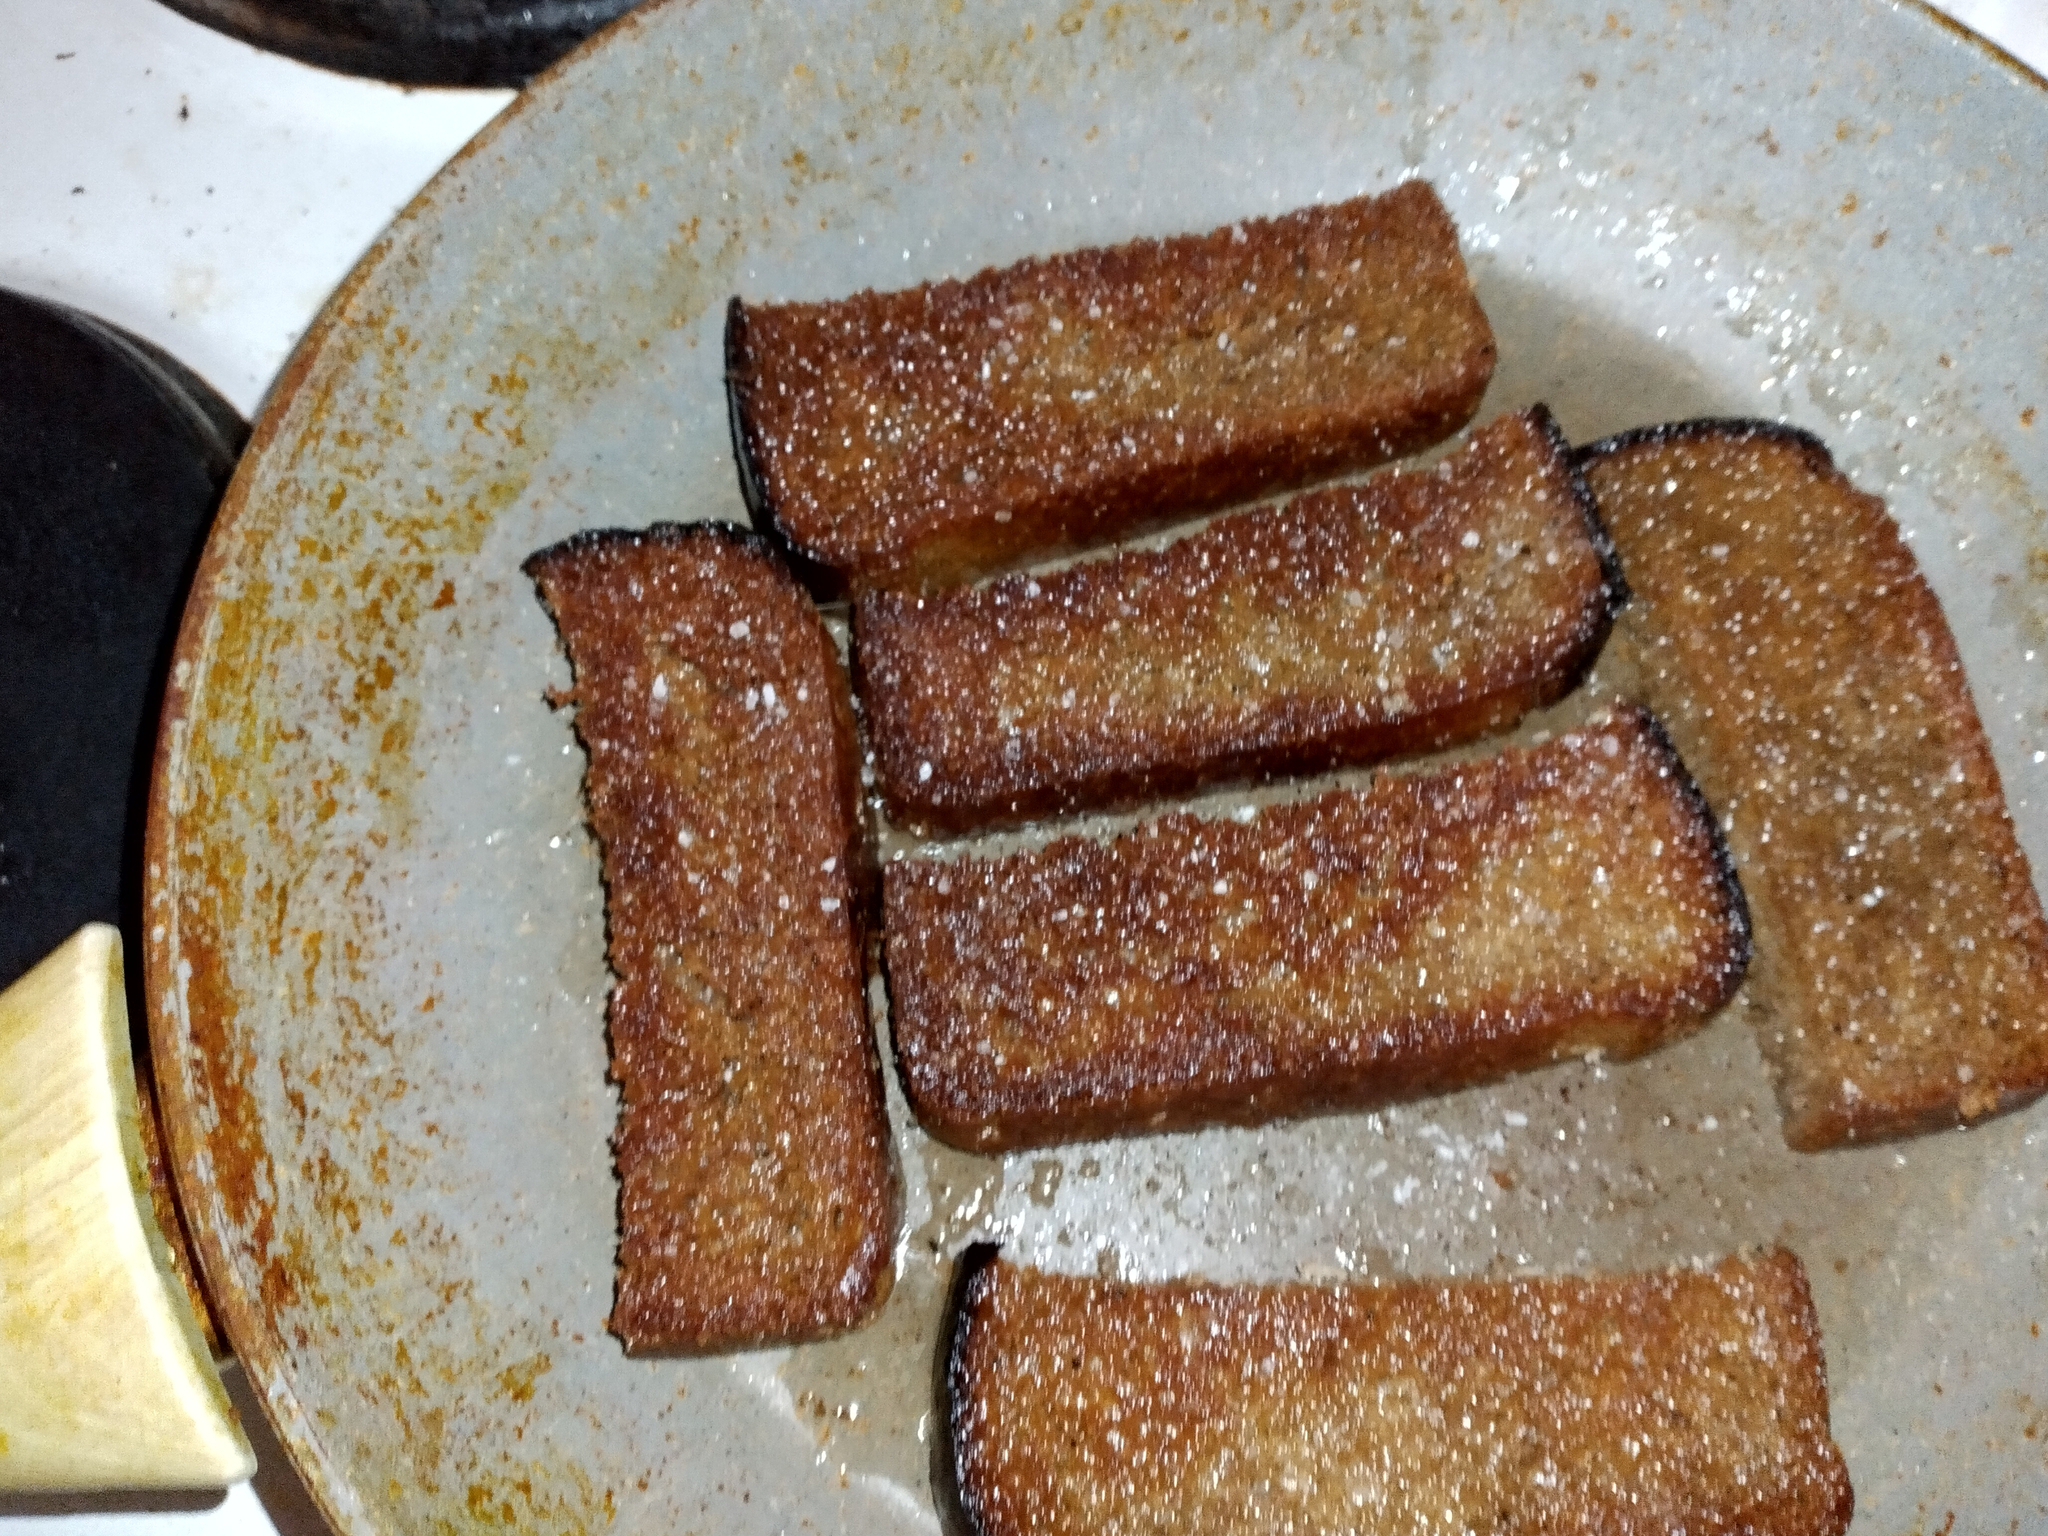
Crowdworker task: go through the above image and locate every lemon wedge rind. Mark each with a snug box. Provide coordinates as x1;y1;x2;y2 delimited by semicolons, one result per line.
0;923;256;1491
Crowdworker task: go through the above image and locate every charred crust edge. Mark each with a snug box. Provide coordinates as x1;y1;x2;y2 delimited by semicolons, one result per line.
723;298;772;527
1627;705;1754;995
521;517;790;582
932;1242;1004;1536
874;873;949;1140
723;297;848;601
1571;417;1837;480
1529;403;1630;619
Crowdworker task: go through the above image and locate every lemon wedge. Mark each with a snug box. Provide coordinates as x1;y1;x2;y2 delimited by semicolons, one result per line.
0;924;256;1491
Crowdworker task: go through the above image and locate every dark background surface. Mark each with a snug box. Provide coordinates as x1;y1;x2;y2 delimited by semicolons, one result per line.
0;289;246;997
151;0;643;87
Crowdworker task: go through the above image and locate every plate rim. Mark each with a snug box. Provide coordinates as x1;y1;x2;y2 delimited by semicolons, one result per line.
138;4;687;1525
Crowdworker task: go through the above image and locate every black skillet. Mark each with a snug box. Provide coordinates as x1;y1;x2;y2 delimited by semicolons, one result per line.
0;289;247;995
151;0;644;88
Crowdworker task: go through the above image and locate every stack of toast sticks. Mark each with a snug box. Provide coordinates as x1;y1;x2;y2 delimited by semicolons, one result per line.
525;180;2048;1535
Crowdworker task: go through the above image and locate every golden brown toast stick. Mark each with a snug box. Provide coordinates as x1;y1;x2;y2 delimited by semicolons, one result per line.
525;523;897;1354
938;1246;1853;1536
1580;422;2048;1149
856;406;1621;832
727;181;1495;593
884;705;1747;1152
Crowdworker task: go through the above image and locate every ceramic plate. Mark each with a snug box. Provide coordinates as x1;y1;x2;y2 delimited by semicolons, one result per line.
146;2;2048;1530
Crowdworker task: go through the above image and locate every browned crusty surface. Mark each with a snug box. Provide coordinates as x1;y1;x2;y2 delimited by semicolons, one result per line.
856;406;1620;831
941;1246;1853;1536
885;705;1747;1152
1581;423;2048;1149
728;180;1495;593
524;522;897;1354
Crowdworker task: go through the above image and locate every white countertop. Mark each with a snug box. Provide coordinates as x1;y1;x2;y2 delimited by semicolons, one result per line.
0;0;2040;1531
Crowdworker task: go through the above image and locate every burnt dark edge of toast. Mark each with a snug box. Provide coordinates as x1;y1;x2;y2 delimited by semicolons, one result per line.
723;296;851;603
1625;704;1754;998
1528;402;1630;619
521;516;789;581
722;297;775;532
1572;417;1837;480
876;872;945;1137
933;1242;1005;1536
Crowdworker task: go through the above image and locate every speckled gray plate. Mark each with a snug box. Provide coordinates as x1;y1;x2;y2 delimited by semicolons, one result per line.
145;2;2048;1531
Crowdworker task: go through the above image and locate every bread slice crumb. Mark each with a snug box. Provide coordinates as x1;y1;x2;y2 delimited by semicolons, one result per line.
525;522;898;1354
1581;420;2048;1149
885;704;1747;1151
941;1245;1853;1536
856;405;1621;831
728;181;1495;593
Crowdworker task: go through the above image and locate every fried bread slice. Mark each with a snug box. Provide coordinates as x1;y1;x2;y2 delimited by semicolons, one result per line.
1580;422;2048;1149
525;522;897;1354
856;406;1621;831
728;180;1495;593
938;1246;1853;1536
884;705;1747;1152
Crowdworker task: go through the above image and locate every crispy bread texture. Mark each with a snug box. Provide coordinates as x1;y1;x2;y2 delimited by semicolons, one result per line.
1581;422;2048;1149
727;181;1496;594
938;1246;1853;1536
884;705;1747;1152
856;406;1622;831
524;522;897;1354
